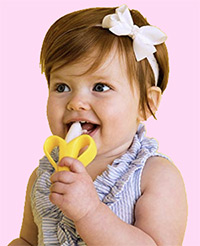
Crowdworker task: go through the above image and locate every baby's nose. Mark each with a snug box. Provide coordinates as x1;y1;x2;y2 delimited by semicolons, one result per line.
66;94;91;111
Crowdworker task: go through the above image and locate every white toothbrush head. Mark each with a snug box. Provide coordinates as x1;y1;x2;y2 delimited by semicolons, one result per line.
65;122;83;143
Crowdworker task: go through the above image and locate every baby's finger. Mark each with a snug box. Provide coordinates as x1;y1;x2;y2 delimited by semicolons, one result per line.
49;192;63;207
59;157;86;174
50;170;76;184
50;182;68;195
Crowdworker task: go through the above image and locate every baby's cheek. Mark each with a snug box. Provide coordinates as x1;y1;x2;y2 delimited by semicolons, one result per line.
47;97;54;116
47;101;55;126
47;97;64;136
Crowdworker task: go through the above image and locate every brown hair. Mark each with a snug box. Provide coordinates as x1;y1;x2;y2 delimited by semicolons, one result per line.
40;7;169;119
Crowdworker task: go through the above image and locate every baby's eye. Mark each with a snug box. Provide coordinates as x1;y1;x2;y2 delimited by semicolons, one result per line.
56;84;70;93
93;83;111;92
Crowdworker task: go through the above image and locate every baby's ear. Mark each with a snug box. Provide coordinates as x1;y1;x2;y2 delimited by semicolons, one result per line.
146;86;162;118
138;86;162;121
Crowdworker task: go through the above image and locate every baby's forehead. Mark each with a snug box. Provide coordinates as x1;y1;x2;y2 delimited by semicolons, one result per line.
51;46;127;78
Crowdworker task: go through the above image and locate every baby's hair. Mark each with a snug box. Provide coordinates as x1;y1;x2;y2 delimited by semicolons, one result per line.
40;7;169;119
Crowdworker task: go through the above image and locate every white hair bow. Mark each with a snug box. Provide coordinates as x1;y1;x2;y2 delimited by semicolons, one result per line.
102;5;167;85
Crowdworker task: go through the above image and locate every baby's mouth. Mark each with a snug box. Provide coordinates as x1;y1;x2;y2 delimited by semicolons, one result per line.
67;121;99;136
80;121;99;135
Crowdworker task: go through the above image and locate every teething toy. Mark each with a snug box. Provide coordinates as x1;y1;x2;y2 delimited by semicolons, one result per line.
43;122;97;172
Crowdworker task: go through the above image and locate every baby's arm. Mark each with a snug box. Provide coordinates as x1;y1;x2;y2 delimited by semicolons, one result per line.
79;157;187;245
51;156;187;246
9;169;38;246
134;156;187;245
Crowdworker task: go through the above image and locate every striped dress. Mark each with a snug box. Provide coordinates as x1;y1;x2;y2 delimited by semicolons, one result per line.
31;124;168;245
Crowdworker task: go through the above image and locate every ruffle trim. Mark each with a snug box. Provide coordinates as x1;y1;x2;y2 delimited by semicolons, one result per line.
32;124;159;245
94;124;158;205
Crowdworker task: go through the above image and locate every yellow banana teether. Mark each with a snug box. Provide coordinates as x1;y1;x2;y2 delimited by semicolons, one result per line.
43;122;97;172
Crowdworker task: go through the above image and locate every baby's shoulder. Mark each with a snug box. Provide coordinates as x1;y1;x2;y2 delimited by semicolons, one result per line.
20;167;39;245
141;156;184;194
27;167;38;193
134;158;187;245
30;167;38;182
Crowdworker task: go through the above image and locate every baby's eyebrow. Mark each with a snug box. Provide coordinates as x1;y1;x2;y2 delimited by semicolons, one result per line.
50;69;122;85
51;72;108;80
50;74;64;80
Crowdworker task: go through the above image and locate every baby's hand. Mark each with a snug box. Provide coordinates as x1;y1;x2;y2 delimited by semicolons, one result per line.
49;157;100;222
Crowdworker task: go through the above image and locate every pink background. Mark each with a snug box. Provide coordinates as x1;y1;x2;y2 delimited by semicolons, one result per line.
0;0;199;245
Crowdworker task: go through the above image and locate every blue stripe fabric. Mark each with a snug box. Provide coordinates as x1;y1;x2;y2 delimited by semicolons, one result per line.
31;124;169;245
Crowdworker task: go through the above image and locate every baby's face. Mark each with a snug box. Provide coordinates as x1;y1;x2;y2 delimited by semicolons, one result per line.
47;49;141;158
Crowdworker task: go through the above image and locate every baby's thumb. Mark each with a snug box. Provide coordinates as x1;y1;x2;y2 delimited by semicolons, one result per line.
58;157;86;173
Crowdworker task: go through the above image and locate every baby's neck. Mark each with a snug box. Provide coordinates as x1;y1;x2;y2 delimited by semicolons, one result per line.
86;134;135;180
86;150;127;181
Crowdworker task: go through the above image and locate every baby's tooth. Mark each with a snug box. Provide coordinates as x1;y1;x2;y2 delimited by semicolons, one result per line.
82;129;88;134
65;122;82;143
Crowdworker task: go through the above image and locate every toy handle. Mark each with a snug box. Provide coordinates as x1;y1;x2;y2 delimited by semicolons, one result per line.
43;134;97;172
71;135;97;165
43;135;62;171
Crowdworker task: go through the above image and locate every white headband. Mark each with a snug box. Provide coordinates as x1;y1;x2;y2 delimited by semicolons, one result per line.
101;5;167;86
